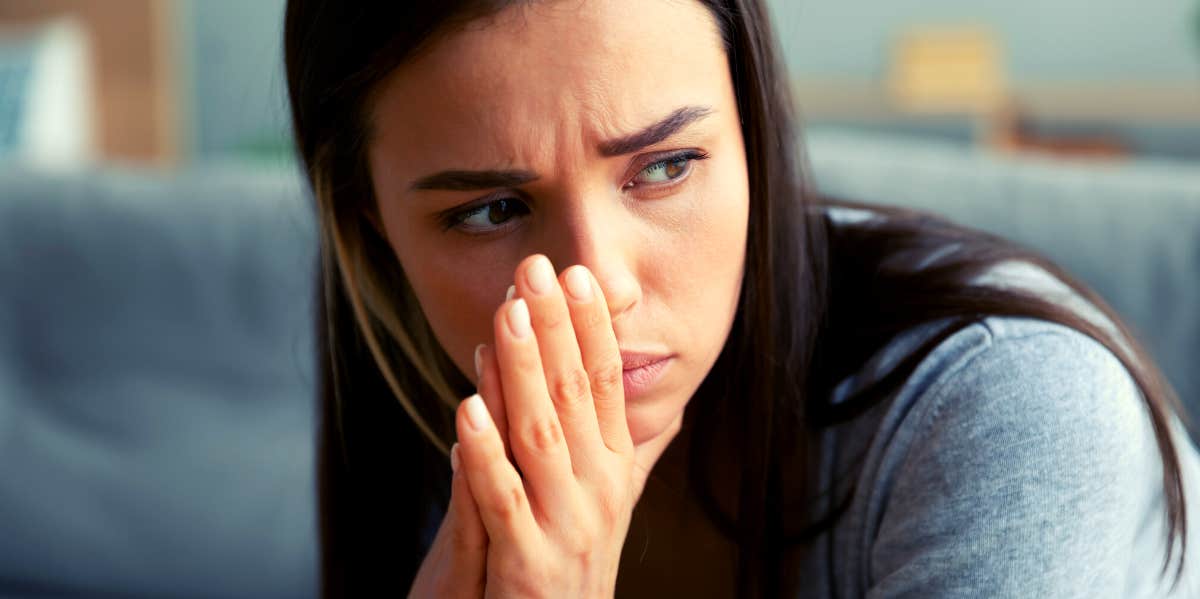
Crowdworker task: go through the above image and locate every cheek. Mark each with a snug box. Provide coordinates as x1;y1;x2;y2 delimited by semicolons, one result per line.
387;228;513;380
626;159;746;443
667;162;749;326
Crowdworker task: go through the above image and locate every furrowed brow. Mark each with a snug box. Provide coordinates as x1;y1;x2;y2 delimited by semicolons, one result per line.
409;169;539;192
597;105;713;157
407;105;711;192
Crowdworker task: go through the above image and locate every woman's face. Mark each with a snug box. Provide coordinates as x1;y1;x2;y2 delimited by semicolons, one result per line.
367;0;749;446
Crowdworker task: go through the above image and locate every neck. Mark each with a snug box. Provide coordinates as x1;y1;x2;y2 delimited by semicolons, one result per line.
617;413;741;595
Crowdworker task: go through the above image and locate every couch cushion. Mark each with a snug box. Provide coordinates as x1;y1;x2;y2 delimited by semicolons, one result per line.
0;164;317;597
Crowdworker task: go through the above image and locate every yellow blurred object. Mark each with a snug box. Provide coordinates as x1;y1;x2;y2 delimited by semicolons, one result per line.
888;26;1007;115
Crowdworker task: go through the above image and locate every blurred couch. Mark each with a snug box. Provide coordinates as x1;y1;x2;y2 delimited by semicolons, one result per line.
0;166;318;597
0;128;1197;597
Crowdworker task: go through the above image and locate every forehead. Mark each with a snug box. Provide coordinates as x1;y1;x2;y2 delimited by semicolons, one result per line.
368;0;729;171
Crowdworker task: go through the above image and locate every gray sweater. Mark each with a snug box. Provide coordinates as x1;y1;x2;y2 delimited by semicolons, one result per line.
796;258;1200;598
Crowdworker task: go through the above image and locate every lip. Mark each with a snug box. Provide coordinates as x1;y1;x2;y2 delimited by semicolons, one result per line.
620;351;673;400
619;350;673;370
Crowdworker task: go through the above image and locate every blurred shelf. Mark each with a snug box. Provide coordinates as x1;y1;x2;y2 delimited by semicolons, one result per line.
794;79;1200;161
0;0;180;166
793;78;1200;124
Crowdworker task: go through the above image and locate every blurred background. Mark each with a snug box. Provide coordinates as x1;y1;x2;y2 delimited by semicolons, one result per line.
0;1;1197;597
2;0;1199;167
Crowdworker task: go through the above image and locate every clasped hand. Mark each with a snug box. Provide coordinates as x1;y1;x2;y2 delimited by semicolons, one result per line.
409;254;680;598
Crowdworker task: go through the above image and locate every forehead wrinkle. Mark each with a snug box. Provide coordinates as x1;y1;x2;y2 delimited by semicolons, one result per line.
468;99;581;178
371;0;730;180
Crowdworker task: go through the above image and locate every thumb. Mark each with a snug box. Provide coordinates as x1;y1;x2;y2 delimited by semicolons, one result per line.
410;444;487;599
444;444;484;559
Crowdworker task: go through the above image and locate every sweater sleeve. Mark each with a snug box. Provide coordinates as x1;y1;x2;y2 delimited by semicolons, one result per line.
863;318;1166;598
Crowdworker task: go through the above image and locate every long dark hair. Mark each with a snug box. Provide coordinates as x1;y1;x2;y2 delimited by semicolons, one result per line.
284;1;1188;596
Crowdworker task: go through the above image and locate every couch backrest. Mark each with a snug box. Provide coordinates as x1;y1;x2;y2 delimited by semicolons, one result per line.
807;127;1200;422
0;165;318;597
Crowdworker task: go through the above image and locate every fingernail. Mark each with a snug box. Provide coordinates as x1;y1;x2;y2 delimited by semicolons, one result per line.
526;256;555;295
450;442;461;472
505;284;516;301
473;343;485;379
507;298;531;338
564;266;593;301
464;393;490;432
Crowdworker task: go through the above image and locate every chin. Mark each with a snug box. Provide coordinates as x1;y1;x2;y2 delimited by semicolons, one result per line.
625;395;686;447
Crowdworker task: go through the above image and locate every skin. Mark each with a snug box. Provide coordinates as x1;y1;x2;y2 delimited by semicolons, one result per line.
366;0;749;595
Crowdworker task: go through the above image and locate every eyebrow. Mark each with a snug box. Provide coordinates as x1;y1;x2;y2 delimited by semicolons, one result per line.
410;169;538;191
408;104;712;192
597;105;713;157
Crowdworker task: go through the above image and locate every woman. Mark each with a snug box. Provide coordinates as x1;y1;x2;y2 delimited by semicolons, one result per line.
283;1;1199;596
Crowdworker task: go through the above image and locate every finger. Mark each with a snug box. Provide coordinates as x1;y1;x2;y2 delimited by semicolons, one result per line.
514;255;606;473
493;296;578;512
455;393;539;548
410;445;486;599
447;443;489;559
561;265;632;455
475;343;511;462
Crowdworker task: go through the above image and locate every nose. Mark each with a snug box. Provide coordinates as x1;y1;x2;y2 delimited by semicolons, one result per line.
543;204;641;323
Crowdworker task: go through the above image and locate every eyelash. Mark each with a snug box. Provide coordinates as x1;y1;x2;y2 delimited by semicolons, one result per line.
438;149;710;234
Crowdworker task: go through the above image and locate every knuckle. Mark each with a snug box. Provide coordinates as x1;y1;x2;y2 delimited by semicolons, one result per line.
517;416;563;454
589;360;624;399
578;300;608;328
561;525;597;558
584;307;607;330
490;482;528;523
513;350;542;377
538;307;566;331
548;368;591;408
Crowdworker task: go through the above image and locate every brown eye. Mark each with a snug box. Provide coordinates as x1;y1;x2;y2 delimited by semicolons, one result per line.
450;197;530;232
625;150;709;190
634;157;690;185
486;199;520;224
